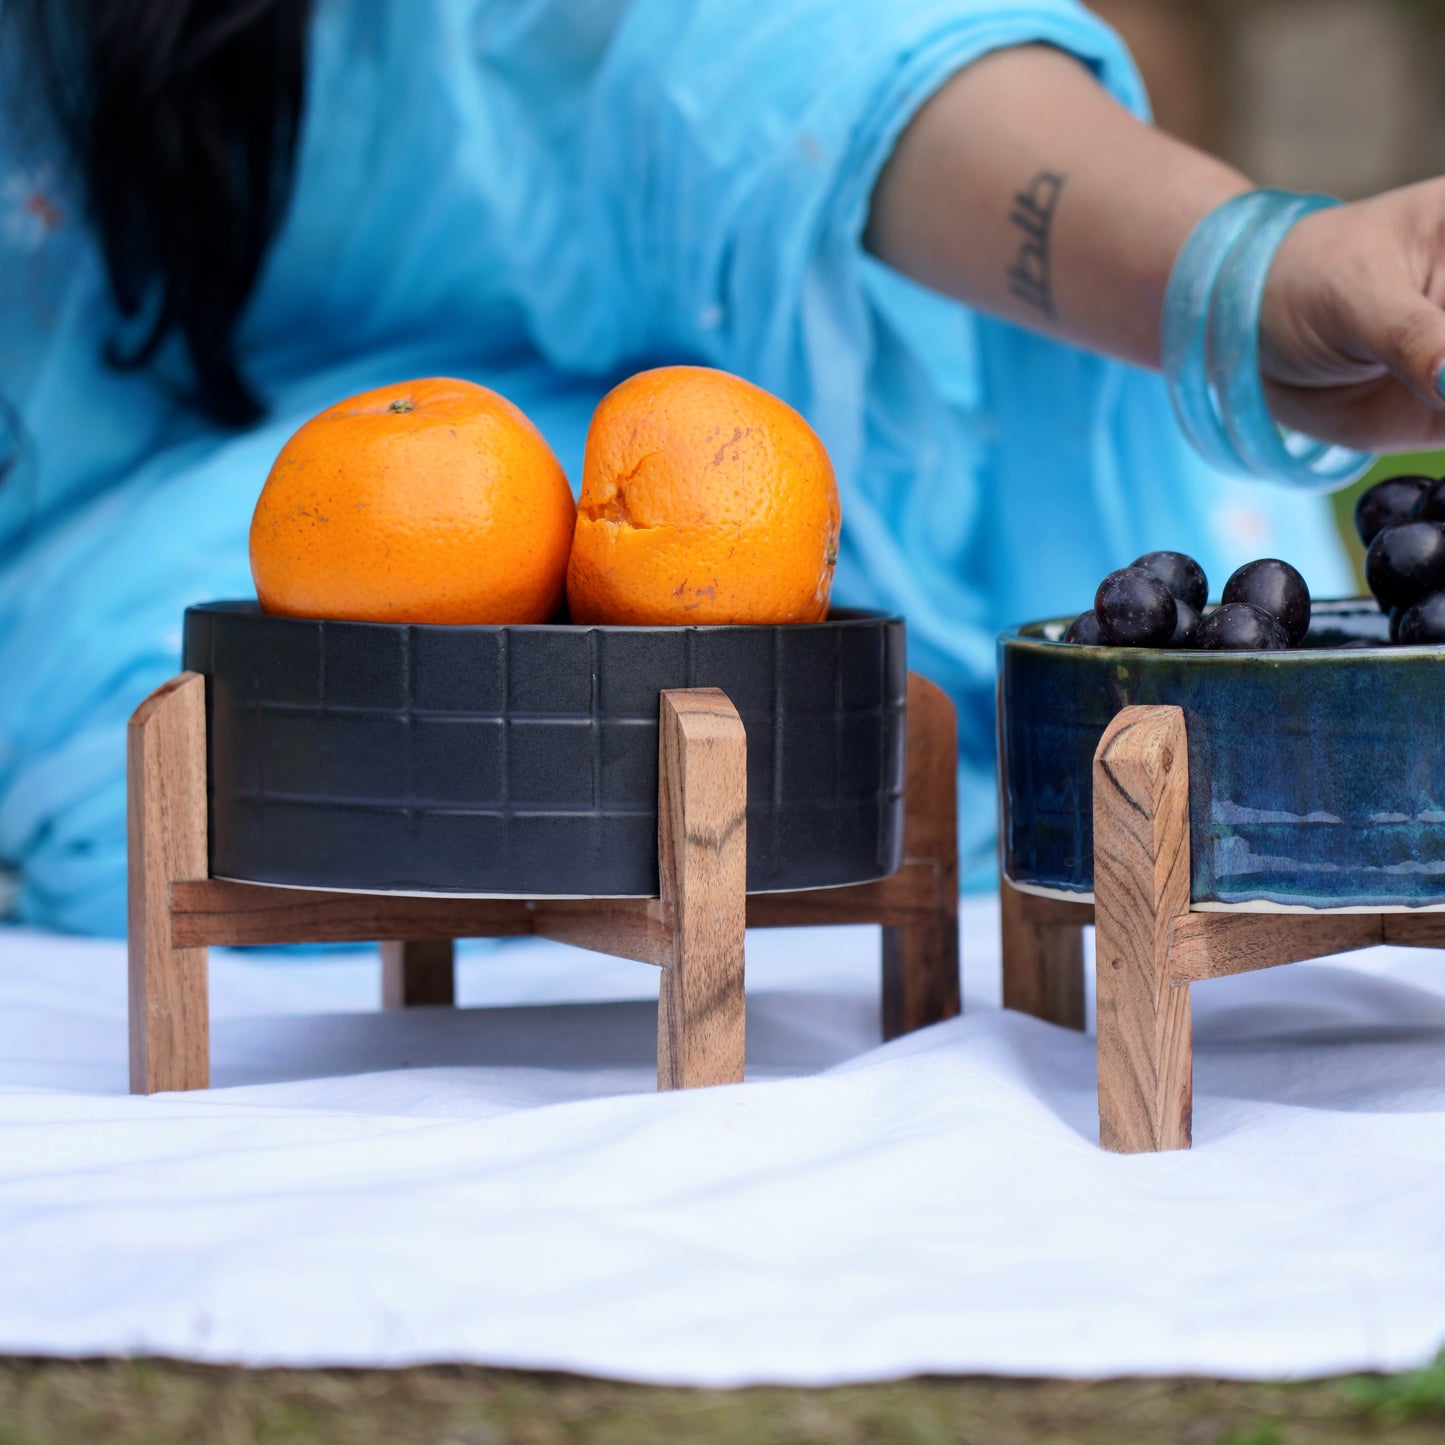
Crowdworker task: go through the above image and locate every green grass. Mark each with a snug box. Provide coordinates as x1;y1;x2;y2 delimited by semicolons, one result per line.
1342;1351;1445;1425
2;1356;1445;1445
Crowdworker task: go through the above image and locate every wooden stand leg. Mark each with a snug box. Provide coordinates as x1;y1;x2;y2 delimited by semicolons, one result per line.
128;673;210;1093
1093;706;1193;1153
381;940;456;1008
131;670;962;1094
656;689;747;1090
882;673;962;1039
999;880;1087;1031
882;918;959;1040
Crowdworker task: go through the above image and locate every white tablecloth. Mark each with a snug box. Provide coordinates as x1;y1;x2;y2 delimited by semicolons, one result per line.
1;898;1443;1384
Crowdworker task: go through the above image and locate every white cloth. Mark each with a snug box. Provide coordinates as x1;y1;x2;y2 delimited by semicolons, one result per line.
0;898;1442;1385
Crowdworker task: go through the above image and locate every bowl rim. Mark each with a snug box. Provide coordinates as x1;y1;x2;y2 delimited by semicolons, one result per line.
186;600;904;635
998;596;1439;659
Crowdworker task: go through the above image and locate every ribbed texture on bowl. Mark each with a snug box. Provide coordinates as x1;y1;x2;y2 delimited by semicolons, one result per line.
183;603;906;897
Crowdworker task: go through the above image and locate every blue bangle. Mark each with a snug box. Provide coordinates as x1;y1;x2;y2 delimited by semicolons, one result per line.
1162;189;1376;490
1161;191;1279;474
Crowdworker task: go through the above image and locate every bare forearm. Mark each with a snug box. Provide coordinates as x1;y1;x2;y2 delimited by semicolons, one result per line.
867;46;1250;369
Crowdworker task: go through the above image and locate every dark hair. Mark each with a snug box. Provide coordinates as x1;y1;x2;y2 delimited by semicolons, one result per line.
13;0;312;425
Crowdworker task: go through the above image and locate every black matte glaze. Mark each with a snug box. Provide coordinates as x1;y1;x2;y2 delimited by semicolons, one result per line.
182;603;907;897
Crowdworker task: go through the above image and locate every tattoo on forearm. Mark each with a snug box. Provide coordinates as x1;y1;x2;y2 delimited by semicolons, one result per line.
1007;171;1068;319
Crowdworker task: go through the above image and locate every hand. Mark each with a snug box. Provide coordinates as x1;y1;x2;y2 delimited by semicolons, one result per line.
1261;179;1445;452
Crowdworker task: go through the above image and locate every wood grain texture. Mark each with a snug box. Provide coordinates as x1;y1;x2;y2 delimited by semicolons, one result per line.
170;881;536;948
128;673;210;1093
380;939;456;1008
1093;706;1193;1154
1010;891;1096;927
531;898;670;966
999;878;1086;1031
655;688;747;1090
1382;913;1445;949
1169;911;1383;983
160;671;961;1090
174;868;949;949
880;674;961;1039
744;863;943;928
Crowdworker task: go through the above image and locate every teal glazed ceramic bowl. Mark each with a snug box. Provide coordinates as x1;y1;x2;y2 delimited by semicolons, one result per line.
999;599;1445;911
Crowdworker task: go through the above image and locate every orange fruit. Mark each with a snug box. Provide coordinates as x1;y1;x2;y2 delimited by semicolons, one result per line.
567;366;840;626
250;377;575;624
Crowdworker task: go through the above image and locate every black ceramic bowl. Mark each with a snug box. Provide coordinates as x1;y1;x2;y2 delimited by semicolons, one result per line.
999;598;1445;911
182;603;906;897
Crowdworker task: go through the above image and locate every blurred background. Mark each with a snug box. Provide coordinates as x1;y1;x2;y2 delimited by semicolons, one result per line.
1091;0;1445;580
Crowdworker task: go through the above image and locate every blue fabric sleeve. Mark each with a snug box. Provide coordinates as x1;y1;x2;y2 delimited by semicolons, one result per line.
0;0;1352;932
523;0;1148;372
517;0;1343;887
534;0;1349;887
532;1;1152;889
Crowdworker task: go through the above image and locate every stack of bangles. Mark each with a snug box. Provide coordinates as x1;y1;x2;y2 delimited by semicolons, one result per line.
1162;188;1376;490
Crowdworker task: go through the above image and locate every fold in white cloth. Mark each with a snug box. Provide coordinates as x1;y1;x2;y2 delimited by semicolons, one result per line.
0;898;1442;1384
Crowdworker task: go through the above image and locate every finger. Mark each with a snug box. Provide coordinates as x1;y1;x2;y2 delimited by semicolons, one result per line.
1351;291;1445;413
1264;373;1445;454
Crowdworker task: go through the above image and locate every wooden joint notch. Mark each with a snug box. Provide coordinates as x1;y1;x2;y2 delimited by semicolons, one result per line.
1381;912;1445;949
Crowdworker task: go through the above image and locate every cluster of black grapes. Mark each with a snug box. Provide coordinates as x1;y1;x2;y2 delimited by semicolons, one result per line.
1356;475;1445;644
1065;552;1310;650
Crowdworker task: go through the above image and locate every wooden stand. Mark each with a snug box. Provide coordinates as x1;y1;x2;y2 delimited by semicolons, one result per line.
129;673;960;1095
1002;703;1445;1153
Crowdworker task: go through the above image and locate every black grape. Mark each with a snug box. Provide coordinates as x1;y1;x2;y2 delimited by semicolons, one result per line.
1356;475;1431;545
1094;568;1178;648
1365;521;1445;612
1195;602;1291;651
1064;610;1107;645
1411;478;1445;523
1221;559;1310;646
1166;601;1201;648
1129;551;1208;613
1396;592;1445;645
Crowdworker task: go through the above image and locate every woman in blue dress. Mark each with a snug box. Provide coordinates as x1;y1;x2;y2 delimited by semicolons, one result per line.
3;0;1445;934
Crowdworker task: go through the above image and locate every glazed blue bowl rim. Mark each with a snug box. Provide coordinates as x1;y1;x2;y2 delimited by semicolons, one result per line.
1000;596;1427;659
188;600;904;635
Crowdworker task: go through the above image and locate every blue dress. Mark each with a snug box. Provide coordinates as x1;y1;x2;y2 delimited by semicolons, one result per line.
0;0;1350;934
